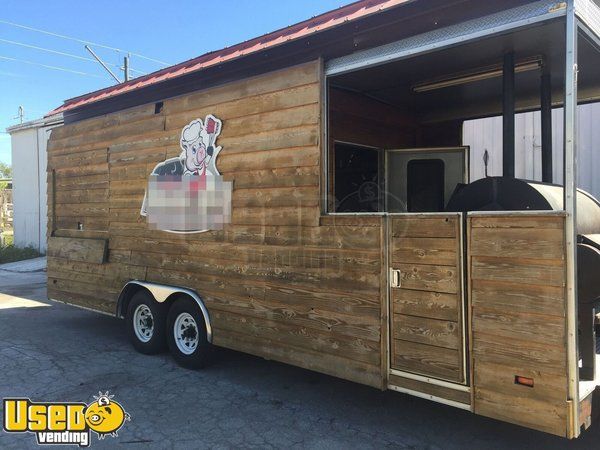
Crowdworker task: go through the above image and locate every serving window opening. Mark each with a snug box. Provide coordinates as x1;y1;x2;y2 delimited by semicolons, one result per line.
325;8;600;425
324;16;594;216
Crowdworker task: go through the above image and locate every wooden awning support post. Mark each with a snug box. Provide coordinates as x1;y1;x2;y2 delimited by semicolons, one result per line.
503;52;516;178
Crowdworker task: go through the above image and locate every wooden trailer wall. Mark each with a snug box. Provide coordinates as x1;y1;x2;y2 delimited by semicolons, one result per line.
46;57;581;436
46;60;387;388
468;213;570;436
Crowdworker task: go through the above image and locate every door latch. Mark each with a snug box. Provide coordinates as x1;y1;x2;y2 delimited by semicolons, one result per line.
390;269;402;288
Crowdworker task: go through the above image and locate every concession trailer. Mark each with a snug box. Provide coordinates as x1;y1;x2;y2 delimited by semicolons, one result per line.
46;0;600;438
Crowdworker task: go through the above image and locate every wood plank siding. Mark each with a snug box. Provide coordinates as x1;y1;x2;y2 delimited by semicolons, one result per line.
46;55;576;436
46;60;385;388
389;214;465;384
47;236;108;264
468;213;569;436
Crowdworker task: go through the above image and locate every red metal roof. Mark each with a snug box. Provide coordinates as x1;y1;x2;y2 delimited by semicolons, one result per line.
47;0;409;116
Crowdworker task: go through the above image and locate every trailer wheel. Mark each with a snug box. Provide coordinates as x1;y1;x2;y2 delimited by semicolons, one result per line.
126;290;168;354
166;296;212;369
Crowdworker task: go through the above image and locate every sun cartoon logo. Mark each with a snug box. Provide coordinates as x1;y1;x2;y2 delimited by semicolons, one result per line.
84;392;131;439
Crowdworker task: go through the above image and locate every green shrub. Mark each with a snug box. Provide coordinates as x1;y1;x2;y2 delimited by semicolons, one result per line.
2;233;14;246
0;243;40;264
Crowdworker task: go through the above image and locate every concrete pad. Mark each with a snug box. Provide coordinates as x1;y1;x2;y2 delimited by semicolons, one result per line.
0;256;47;273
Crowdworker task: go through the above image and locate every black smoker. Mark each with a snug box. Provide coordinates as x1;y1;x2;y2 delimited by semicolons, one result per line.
447;176;600;379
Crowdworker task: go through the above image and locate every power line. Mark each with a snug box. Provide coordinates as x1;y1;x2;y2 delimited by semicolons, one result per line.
0;55;104;78
0;38;147;76
0;37;120;68
0;18;172;67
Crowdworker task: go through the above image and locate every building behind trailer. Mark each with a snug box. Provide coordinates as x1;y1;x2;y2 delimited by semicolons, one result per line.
464;103;600;195
6;114;63;252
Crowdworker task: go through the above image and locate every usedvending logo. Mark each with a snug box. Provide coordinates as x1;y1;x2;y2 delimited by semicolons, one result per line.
3;391;130;447
140;114;233;233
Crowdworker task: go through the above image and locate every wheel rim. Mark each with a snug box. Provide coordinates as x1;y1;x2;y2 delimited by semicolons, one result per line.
133;304;154;343
174;312;199;355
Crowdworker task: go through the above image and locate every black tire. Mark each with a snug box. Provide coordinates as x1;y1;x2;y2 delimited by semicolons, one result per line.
125;290;168;354
166;296;212;369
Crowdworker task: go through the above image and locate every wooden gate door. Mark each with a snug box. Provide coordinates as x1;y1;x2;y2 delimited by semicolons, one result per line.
388;213;466;384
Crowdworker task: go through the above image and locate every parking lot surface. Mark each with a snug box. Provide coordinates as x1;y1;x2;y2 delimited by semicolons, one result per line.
0;267;598;449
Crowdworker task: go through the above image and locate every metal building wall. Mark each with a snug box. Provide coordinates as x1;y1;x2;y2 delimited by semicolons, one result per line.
9;126;52;252
463;103;600;198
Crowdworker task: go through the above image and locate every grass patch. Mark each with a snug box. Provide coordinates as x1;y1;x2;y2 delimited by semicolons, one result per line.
0;238;40;264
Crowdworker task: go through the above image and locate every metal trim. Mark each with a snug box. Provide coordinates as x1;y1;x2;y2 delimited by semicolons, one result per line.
575;0;600;39
382;211;462;217
117;280;213;343
388;384;471;411
458;212;468;383
578;18;600;49
325;0;565;76
48;298;114;317
382;215;390;389
320;58;329;216
322;212;388;217
467;210;567;217
385;146;470;153
389;369;470;392
385;214;392;390
384;149;389;212
332;140;380;150
564;0;580;438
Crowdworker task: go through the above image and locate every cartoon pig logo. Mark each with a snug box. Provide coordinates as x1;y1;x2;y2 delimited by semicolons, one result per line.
141;114;232;233
84;392;130;439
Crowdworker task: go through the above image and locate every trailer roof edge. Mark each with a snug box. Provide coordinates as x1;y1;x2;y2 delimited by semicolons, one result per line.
325;0;566;76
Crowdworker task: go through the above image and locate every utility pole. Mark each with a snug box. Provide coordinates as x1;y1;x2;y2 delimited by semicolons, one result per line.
123;53;130;82
14;106;24;124
85;45;121;83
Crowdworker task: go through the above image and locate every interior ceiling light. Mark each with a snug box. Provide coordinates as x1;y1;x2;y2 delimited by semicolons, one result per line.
412;56;543;93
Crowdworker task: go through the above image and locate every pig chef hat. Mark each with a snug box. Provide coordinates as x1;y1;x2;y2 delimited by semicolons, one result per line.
180;119;208;150
180;116;222;154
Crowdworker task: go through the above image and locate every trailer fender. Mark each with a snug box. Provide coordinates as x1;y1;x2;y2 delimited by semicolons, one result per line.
117;281;212;343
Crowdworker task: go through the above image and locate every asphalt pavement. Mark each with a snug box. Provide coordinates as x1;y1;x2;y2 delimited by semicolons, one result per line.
0;261;598;449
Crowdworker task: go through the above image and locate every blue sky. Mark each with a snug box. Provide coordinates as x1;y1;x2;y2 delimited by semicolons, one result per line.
0;0;345;165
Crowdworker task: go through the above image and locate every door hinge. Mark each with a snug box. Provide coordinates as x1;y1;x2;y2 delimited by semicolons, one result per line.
390;268;401;288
